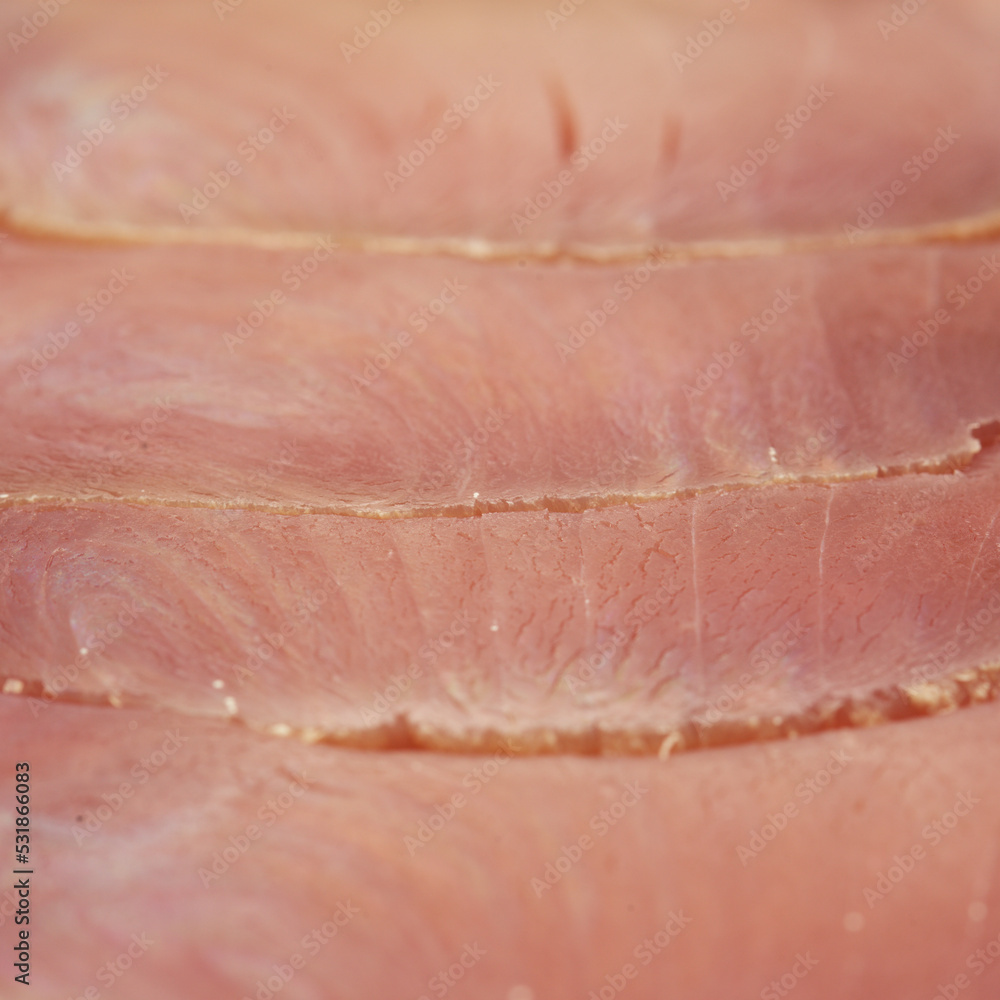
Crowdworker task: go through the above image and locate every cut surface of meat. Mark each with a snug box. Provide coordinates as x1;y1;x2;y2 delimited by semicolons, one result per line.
3;236;1000;514
2;0;1000;249
3;443;1000;752
3;231;1000;753
4;1;1000;996
4;696;1000;1000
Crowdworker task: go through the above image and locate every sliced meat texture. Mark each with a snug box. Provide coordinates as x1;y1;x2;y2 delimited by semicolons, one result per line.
4;697;1000;1000
0;0;999;246
3;447;1000;752
2;233;1000;749
3;0;1000;998
2;237;1000;513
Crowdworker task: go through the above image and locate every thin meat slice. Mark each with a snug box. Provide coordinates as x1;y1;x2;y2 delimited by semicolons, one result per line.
2;0;1000;247
3;444;1000;751
3;236;1000;513
5;695;1000;1000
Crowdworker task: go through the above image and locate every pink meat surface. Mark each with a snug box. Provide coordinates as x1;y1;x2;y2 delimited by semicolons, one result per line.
3;446;1000;751
2;0;1000;248
5;696;1000;1000
2;237;1000;511
3;0;1000;997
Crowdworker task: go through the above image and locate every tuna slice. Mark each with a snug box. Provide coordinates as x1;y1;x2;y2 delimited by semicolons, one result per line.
3;446;1000;752
0;0;999;249
5;696;1000;1000
3;238;1000;511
